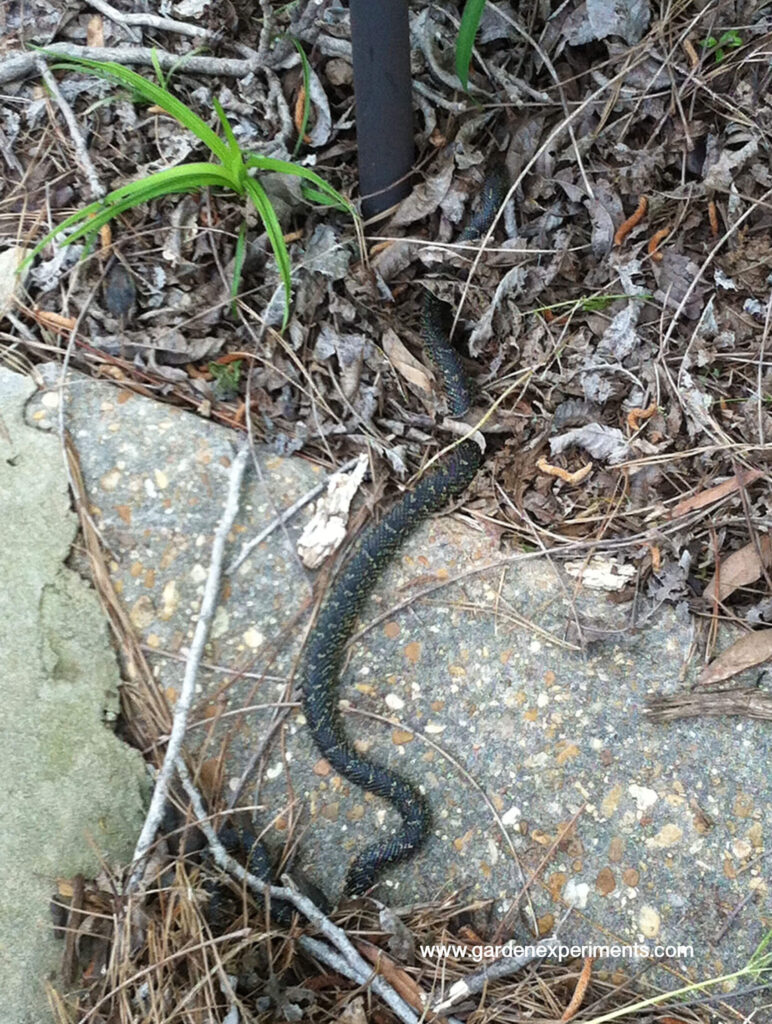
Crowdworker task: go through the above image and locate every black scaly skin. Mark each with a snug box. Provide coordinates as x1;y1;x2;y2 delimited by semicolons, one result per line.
302;432;482;894
459;163;507;242
300;168;509;895
207;824;294;929
422;292;471;416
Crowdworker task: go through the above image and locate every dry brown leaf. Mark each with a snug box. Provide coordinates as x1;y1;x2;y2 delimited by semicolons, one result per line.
382;327;434;395
704;534;772;603
338;995;368;1024
669;468;763;517
698;629;772;687
356;939;426;1011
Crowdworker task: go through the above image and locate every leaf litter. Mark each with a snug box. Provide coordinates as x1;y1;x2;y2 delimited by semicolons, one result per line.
3;0;772;1021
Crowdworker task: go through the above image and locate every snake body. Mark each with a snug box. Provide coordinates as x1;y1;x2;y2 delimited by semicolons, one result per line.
211;168;503;915
303;423;482;893
301;163;506;892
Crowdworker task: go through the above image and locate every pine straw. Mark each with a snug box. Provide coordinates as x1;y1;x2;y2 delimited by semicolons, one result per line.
51;855;727;1024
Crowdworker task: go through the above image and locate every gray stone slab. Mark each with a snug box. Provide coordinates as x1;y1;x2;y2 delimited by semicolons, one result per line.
32;365;771;1007
0;369;147;1024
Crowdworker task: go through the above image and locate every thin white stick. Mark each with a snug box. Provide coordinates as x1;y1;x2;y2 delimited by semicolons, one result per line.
0;46;258;87
36;59;104;199
177;765;422;1024
126;441;250;892
226;455;361;574
431;905;574;1014
86;0;213;40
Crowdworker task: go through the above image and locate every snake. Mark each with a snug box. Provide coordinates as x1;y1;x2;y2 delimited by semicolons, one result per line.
210;165;506;918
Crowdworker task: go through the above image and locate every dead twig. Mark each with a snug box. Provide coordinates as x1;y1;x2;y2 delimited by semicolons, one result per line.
35;58;104;199
226;455;362;574
127;440;251;892
86;0;214;41
645;688;772;722
431;905;573;1015
176;762;423;1024
0;46;259;87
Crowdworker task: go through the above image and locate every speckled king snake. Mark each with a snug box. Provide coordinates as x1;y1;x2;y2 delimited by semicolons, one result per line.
210;167;507;923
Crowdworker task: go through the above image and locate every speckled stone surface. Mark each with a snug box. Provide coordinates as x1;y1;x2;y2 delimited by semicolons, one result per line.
0;369;146;1024
32;364;771;1005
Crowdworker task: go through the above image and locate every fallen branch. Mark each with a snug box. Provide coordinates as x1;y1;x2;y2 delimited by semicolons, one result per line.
177;763;422;1024
35;58;104;199
646;687;772;722
86;0;215;41
0;45;260;86
127;440;251;892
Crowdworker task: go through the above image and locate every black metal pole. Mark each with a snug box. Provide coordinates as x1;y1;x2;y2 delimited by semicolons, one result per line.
349;0;414;220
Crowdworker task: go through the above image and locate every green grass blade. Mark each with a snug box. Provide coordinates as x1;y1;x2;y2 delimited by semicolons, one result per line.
299;185;348;212
230;221;248;316
62;170;227;244
244;177;292;329
100;163;236;204
39;51;231;164
150;46;166;90
20;198;108;268
455;0;487;90
290;37;312;158
22;164;235;266
244;154;352;214
211;95;245;184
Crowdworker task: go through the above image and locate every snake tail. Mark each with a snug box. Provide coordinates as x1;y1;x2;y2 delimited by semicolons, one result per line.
302;436;482;895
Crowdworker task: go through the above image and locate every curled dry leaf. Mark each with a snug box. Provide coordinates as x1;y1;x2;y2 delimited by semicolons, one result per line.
297;454;369;568
380;905;416;963
356;938;425;1011
382;327;434;397
565;556;637;591
704;534;772;603
301;62;333;147
698;629;772;687
337;994;368;1024
387;157;454;229
598;301;641;360
703;138;759;192
550;423;631;464
536;457;593;485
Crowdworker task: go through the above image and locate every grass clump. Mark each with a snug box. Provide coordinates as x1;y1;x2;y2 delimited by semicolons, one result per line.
23;54;354;328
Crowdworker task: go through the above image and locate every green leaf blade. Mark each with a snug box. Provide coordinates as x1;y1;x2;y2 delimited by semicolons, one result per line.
244;177;293;330
455;0;487;91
